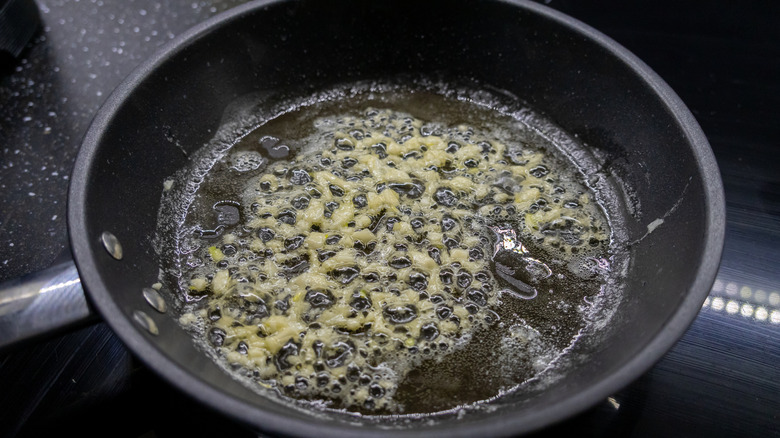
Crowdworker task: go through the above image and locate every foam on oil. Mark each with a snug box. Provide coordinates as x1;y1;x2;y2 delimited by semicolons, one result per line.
153;78;629;420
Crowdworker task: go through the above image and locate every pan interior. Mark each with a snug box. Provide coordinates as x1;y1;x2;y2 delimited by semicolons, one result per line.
152;78;629;418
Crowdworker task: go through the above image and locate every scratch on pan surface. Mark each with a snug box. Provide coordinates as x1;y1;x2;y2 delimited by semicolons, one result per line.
632;178;690;245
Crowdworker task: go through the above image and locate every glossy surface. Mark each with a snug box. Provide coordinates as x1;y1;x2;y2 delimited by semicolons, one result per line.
0;0;777;436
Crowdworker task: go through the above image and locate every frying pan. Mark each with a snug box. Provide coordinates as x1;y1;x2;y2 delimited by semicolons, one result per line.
0;0;725;436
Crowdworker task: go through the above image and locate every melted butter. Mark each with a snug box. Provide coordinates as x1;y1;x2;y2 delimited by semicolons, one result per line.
168;87;612;415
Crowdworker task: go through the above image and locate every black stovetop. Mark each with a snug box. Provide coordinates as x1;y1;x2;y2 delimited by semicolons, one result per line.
1;1;778;437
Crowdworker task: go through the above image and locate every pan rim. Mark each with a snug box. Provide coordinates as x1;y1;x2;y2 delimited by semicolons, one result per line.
68;0;726;436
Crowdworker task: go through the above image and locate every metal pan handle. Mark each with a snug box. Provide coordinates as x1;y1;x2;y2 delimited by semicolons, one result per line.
0;258;95;350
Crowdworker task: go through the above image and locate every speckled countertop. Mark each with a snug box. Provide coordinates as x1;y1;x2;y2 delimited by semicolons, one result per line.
1;0;242;280
1;1;779;437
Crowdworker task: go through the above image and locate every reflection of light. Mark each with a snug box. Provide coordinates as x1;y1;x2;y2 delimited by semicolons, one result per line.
706;279;780;325
607;397;620;410
40;279;81;294
490;226;528;255
0;278;82;307
703;297;779;325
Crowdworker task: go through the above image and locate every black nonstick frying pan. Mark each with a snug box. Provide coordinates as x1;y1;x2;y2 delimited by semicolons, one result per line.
0;0;724;436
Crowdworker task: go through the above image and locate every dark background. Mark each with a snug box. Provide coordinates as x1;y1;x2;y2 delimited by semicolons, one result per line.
1;0;778;436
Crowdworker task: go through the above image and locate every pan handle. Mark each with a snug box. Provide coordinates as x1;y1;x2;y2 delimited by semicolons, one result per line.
0;259;96;350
